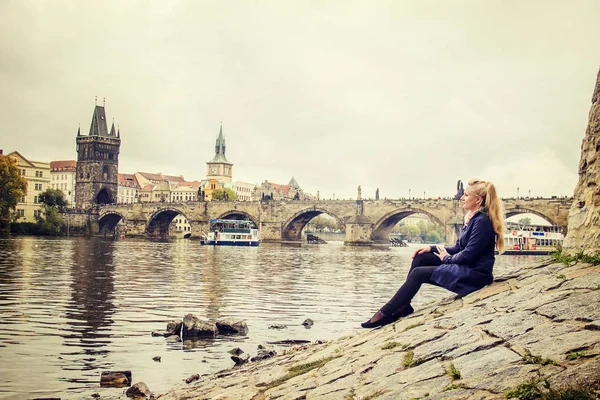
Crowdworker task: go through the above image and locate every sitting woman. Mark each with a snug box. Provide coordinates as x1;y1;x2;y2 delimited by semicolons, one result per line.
362;179;505;328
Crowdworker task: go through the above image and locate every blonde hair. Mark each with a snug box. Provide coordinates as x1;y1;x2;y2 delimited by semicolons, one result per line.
468;179;505;254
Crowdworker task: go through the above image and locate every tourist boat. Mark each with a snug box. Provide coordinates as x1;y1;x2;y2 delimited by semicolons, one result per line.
200;219;260;246
502;223;564;255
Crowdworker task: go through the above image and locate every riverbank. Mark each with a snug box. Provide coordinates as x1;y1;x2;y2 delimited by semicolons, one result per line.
155;257;600;400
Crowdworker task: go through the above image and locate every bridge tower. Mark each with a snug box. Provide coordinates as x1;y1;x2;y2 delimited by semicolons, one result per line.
75;104;121;209
206;123;233;183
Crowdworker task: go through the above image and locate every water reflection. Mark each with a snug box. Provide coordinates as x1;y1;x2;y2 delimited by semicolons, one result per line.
61;238;116;379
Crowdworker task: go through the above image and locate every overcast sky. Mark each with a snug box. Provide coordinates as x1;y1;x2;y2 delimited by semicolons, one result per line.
1;1;599;200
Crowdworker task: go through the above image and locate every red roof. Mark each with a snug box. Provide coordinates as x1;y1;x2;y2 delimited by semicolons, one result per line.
271;183;291;195
118;173;139;188
50;160;76;171
138;172;185;183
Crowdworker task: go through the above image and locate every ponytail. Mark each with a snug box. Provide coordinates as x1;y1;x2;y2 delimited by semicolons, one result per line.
468;179;505;254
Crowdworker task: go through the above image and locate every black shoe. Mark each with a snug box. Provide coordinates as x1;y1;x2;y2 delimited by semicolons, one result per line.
392;304;414;320
361;314;394;329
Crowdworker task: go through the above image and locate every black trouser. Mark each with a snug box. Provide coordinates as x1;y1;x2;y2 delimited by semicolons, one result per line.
380;252;443;316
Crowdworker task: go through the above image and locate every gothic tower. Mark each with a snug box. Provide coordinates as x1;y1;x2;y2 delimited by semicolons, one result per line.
75;105;121;208
206;124;233;182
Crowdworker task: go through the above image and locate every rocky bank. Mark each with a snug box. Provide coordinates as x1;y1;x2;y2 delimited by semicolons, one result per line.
154;257;600;400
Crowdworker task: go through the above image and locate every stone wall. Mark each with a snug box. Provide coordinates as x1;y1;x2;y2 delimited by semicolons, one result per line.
564;67;600;255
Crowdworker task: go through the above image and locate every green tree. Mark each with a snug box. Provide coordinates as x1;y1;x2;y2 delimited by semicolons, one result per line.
212;188;237;201
424;230;442;244
0;155;27;234
38;188;67;208
518;217;531;227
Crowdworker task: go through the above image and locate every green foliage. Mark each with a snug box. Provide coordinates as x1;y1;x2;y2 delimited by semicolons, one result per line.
0;155;28;234
551;248;600;266
263;356;339;389
362;390;387;400
402;349;423;368
404;322;423;331
518;217;532;226
446;362;461;380
307;215;340;232
522;352;557;366
556;274;566;280
505;375;596;400
38;188;67;207
443;383;467;392
211;188;237;201
566;351;586;360
381;341;408;350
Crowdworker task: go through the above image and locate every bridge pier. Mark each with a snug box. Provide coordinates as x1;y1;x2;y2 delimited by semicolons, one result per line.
344;214;374;246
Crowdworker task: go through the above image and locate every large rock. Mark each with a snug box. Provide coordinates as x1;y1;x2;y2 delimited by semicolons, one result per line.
216;318;248;335
182;313;217;338
563;66;600;255
125;382;153;398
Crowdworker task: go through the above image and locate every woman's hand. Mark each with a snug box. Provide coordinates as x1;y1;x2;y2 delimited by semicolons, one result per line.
412;245;431;259
434;245;449;262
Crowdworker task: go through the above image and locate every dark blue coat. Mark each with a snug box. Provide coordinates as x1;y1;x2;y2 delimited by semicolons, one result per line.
430;211;496;297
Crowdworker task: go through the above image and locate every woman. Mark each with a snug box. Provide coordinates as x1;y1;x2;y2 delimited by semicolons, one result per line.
361;179;505;328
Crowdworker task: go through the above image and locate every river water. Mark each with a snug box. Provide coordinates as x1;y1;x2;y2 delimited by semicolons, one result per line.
0;237;545;399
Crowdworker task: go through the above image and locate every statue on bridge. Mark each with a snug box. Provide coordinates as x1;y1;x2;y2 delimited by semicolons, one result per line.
375;188;379;200
454;180;464;200
357;185;362;200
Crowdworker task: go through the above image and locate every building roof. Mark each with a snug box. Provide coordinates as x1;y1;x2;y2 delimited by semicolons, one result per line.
208;124;231;163
137;172;185;183
118;173;139;188
7;151;50;168
88;106;111;137
50;160;76;171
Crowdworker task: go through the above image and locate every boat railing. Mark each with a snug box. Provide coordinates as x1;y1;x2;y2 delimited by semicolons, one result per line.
222;228;252;233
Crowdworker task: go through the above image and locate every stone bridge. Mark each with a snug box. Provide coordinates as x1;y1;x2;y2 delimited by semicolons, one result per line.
93;197;572;246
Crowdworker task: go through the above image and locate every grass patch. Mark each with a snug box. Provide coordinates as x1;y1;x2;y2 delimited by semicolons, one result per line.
505;375;597;400
566;351;586;360
522;352;557;366
551;248;600;266
381;341;408;350
443;383;467;392
446;362;461;380
556;274;566;280
402;349;423;368
404;322;424;331
263;356;339;389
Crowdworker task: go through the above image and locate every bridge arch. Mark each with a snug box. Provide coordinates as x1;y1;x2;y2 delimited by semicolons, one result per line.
216;210;259;228
146;207;192;238
372;208;446;245
98;211;126;235
282;207;345;242
505;207;557;226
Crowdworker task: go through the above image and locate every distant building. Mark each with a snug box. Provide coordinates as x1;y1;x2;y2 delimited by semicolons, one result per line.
171;181;201;202
117;173;139;204
75;105;121;208
50;160;77;206
7;151;50;222
234;181;256;201
252;177;307;200
206;124;233;183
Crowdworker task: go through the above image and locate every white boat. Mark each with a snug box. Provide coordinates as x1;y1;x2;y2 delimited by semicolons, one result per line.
502;222;564;255
200;219;260;246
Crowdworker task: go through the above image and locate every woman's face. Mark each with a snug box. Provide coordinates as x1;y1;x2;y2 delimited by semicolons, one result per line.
461;186;481;212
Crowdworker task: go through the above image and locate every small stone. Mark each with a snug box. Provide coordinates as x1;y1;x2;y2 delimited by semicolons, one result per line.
216;318;249;335
152;356;161;362
268;324;288;330
228;347;244;355
185;374;200;384
302;318;314;327
126;382;152;398
231;353;250;365
100;370;132;387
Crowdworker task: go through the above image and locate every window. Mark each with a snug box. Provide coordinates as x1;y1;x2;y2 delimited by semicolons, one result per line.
17;209;24;217
34;196;39;204
20;195;25;203
35;183;42;191
34;210;41;218
35;171;43;177
21;169;26;176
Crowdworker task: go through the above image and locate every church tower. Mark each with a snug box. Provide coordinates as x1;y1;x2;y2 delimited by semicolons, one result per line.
75;104;121;209
206;124;233;182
